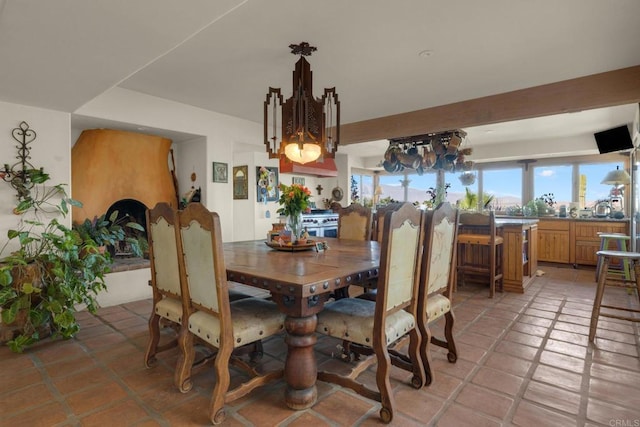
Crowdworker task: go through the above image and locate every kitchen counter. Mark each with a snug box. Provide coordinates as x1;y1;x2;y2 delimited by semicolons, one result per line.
498;215;629;223
496;218;539;226
502;216;632;266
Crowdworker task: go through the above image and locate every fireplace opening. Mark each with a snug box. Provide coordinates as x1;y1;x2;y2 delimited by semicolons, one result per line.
105;199;148;259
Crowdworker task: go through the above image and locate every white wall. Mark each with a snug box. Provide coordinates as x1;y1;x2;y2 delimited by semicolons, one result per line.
0;101;71;254
176;136;207;205
75;87;263;242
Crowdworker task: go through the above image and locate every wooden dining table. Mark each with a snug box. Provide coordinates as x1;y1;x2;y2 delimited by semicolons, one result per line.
224;237;380;410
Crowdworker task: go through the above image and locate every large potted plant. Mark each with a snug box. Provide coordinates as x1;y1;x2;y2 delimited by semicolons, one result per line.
0;182;117;352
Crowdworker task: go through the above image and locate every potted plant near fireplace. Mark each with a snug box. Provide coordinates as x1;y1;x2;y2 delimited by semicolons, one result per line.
72;211;146;258
0;182;118;352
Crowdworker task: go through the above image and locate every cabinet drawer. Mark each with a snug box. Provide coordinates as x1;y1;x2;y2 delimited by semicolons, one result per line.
537;219;570;232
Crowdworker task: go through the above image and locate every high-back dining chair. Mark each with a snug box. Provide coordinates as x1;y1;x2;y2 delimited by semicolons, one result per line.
337;203;372;241
144;202;182;368
144;202;257;368
456;210;503;298
417;202;460;385
372;202;404;242
315;202;425;424
173;203;285;425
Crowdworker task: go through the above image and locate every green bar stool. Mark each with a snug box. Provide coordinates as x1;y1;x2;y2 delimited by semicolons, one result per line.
589;250;640;342
595;233;631;281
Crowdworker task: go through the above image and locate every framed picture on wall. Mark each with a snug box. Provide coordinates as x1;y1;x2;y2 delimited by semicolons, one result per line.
233;165;248;199
213;162;228;183
292;176;305;186
257;166;279;203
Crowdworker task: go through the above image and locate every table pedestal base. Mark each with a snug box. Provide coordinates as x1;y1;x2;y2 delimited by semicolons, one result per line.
284;314;318;410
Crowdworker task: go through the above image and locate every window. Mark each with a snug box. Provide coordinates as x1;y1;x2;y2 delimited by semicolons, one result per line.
482;167;523;211
445;171;478;209
579;161;624;208
533;165;572;207
378;174;410;203
352;173;374;206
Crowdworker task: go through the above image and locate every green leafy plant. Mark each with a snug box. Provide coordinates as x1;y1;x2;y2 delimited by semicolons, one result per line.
0;178;116;352
73;211;146;258
457;188;494;211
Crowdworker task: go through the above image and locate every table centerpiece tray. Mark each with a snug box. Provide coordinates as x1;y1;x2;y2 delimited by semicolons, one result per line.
265;240;318;252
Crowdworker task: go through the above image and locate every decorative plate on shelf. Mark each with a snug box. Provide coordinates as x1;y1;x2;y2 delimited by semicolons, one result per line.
331;187;344;201
265;240;317;252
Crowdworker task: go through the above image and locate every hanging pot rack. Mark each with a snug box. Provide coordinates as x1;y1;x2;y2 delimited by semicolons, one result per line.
381;129;473;175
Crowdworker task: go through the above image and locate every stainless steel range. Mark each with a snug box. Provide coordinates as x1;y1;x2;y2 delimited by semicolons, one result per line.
302;209;338;238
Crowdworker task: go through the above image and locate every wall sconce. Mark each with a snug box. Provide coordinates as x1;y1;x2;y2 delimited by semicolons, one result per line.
380;129;472;175
264;42;340;164
1;121;48;203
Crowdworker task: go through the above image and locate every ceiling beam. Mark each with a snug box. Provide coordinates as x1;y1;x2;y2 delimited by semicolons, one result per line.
340;65;640;145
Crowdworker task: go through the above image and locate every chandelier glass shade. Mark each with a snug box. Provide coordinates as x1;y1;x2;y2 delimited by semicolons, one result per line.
283;142;322;164
380;129;473;175
264;42;340;164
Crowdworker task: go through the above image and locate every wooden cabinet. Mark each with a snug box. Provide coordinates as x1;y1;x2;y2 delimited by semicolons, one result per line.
499;220;538;294
572;220;628;266
537;219;570;263
499;217;629;267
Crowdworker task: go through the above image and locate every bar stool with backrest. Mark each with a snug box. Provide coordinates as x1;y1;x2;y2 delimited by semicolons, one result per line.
589;250;640;342
456;210;503;298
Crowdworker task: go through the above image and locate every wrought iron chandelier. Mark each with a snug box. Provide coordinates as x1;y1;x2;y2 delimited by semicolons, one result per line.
264;42;340;164
380;129;473;175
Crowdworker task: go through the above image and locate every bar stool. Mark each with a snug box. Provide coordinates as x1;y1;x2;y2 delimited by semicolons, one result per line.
456;210;503;298
595;233;631;281
590;250;640;342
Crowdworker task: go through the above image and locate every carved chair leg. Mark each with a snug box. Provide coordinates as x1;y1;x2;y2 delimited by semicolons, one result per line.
174;326;195;393
420;322;434;386
209;344;234;425
442;311;457;363
144;312;161;368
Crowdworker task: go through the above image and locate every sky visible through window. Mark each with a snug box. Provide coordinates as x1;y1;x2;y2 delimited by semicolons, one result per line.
369;160;624;209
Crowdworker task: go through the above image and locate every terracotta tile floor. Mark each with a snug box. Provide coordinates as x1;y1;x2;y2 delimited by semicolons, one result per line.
2;264;640;426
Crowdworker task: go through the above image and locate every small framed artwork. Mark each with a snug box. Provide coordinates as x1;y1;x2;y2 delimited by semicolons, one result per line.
256;166;279;203
213;162;228;183
292;176;305;186
315;241;328;252
233;165;248;199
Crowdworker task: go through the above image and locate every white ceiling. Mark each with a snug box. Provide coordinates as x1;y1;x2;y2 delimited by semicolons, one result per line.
1;0;639;159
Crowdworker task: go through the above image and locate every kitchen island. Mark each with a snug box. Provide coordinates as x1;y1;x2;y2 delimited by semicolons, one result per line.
496;218;539;293
458;218;538;294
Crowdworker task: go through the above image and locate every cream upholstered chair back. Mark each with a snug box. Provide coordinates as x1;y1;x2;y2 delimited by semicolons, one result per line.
178;203;227;316
417;202;460;385
174;203;285;424
147;202;181;297
423;202;459;296
314;202;425;423
337;203;372;241
378;202;425;315
373;202;404;242
144;202;183;368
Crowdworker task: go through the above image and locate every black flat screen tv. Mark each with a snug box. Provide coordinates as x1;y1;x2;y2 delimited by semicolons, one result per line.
594;125;633;154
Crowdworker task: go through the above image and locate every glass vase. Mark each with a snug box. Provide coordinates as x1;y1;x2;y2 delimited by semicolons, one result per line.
286;212;304;243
